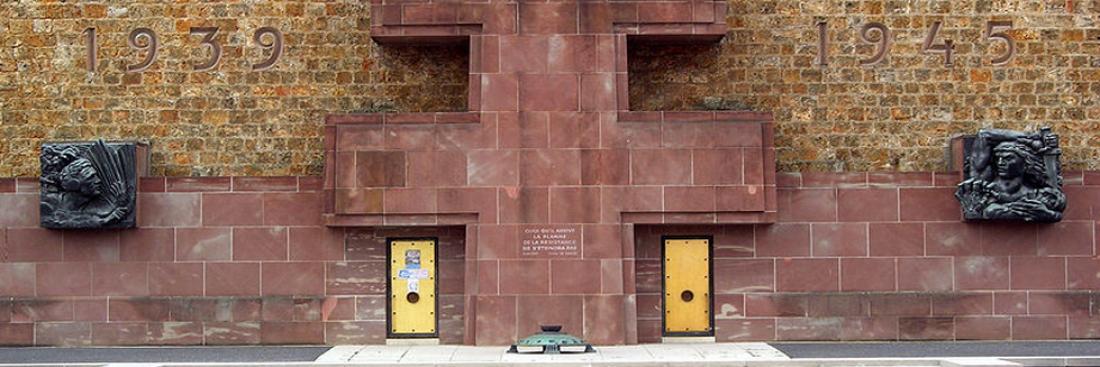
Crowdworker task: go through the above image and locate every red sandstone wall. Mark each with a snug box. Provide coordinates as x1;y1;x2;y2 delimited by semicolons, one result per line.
2;173;1100;345
634;171;1100;341
0;177;467;346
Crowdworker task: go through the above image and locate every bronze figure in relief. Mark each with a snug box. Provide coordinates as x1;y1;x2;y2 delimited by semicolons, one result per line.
956;127;1065;222
40;140;138;229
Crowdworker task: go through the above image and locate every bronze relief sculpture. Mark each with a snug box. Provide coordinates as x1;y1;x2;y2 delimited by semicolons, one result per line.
956;127;1066;222
40;140;139;229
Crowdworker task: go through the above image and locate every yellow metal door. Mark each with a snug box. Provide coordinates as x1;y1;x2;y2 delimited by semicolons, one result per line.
389;239;437;337
664;238;711;335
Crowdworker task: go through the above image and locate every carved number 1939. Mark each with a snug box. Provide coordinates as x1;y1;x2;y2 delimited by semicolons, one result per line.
83;27;284;73
817;20;1016;67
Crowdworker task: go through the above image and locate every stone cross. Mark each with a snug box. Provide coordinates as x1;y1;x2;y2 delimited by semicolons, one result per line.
323;0;775;345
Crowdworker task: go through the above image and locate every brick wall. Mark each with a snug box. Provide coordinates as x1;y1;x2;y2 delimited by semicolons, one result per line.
3;1;1098;177
633;171;1100;341
0;1;466;177
629;0;1100;172
0;177;468;346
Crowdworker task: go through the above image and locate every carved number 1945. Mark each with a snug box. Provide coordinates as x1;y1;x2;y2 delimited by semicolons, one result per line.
83;26;284;73
817;20;1016;67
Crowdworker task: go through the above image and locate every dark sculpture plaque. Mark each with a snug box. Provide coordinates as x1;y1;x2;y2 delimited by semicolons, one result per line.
40;140;140;229
955;127;1066;222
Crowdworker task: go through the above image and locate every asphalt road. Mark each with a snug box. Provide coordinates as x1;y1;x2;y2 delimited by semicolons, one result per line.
4;342;1100;364
0;346;330;364
771;341;1100;358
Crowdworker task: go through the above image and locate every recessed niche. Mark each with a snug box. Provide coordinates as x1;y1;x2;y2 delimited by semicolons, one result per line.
627;39;726;111
374;42;469;112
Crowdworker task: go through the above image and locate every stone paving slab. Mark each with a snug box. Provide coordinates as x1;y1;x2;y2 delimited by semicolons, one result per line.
773;341;1100;359
317;343;793;364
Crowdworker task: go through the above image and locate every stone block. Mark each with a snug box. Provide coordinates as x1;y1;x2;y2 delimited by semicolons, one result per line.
12;299;74;322
36;262;91;297
755;223;810;257
716;318;775;342
776;258;839;292
119;228;175;262
932;294;994;316
898;317;954;340
811;223;868;257
261;262;325;296
175;228;231;261
289;227;346;261
326;262;386;295
714;258;774;293
979;222;1038;256
5;228;63;262
870;294;931;317
36;322;92;346
518;150;580;186
204;322;261;345
166;178;231;192
201;193;263;226
205;263;260;296
692;149;743;185
897;257;954;292
0;263;35;297
776;317;843;341
1038;221;1094;256
519;3;577;34
840;258;896;292
664;186;716;212
777;188;836;222
549;259;601;294
993;292;1028;315
62;230;119;262
926;222;982;256
91;263;148;296
499;260;549;295
475;295;517;345
263;193;323;226
955;317;1011;340
73;299;107;321
325;321;385;344
138;193;200;227
232;227;288;261
0;324;34;345
550;187;600;223
108;298;169;322
630;149;691;185
837;188;899;221
1012;316;1068;340
959;257;1007;290
899;188;961;221
1028;292;1091;316
498;188;549;224
868;223;924;256
260;322;324;344
1010;256;1066;290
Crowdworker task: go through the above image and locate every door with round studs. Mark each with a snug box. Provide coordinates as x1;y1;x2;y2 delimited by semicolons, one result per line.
662;237;713;336
388;238;438;338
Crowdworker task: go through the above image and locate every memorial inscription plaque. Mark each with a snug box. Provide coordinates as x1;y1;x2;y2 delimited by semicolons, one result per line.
520;226;581;258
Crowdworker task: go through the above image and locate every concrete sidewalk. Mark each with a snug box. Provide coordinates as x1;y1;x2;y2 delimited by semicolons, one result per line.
315;342;789;364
